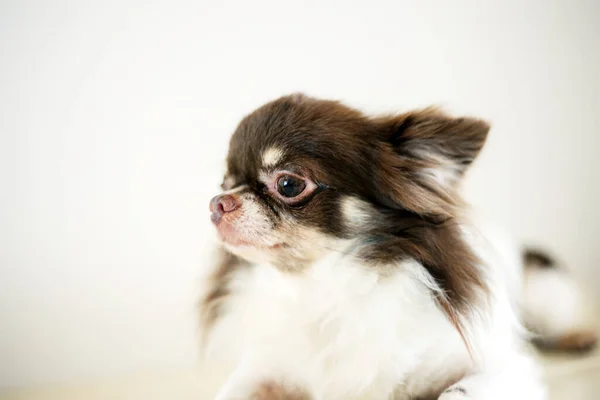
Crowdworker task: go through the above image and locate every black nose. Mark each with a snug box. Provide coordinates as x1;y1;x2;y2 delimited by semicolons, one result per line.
209;194;240;225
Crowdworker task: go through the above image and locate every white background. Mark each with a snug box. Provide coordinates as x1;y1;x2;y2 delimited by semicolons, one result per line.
1;0;599;388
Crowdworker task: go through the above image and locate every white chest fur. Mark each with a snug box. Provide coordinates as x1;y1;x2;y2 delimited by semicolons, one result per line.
205;255;472;399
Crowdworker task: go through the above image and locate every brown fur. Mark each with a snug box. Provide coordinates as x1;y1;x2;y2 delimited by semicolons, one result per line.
397;369;466;400
200;248;247;337
523;248;555;269
373;109;489;218
533;330;597;353
553;331;598;353
202;93;491;347
251;382;311;400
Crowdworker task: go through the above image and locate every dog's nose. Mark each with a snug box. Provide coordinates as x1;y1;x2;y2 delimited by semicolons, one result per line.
210;194;240;225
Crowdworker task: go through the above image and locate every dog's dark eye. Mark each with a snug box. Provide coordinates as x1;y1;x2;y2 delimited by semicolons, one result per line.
269;171;319;204
276;175;306;198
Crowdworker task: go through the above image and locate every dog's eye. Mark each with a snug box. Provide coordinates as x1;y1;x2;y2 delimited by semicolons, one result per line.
269;171;319;204
276;175;306;198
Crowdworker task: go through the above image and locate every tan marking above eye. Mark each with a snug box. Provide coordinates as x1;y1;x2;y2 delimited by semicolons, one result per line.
262;147;284;168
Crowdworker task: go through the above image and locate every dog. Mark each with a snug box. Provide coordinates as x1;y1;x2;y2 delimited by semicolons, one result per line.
200;94;596;400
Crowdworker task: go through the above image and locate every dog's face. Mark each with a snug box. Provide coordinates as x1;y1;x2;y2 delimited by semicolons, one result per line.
209;94;489;273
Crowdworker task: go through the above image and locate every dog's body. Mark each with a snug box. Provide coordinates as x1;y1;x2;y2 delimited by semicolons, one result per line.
203;223;540;400
201;94;595;400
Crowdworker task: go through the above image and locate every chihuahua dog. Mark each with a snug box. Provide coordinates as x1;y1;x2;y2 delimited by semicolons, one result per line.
201;94;596;400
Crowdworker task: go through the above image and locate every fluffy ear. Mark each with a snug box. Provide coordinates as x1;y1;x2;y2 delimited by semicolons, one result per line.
374;108;490;217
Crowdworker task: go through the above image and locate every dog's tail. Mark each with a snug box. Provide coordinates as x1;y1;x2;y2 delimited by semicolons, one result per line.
521;248;597;353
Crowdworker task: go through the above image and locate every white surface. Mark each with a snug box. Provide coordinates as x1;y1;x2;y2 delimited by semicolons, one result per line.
1;353;600;400
1;0;600;388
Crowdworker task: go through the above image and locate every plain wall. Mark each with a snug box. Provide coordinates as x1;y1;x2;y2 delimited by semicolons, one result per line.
1;0;599;387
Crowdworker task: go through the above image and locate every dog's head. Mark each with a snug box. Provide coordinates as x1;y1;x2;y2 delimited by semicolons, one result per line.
210;94;488;280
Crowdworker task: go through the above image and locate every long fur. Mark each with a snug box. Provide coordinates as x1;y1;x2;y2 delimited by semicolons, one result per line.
200;94;594;400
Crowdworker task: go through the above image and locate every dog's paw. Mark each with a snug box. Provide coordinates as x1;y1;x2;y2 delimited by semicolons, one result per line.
438;385;469;400
250;382;310;400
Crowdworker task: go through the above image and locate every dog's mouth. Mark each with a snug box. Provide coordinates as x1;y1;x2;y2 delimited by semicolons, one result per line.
212;217;284;250
213;219;248;247
209;193;287;251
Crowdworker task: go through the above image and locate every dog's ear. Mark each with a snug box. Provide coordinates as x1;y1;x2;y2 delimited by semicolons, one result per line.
373;108;489;217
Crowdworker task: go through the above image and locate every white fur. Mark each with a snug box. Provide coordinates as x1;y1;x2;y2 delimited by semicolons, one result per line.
262;147;284;168
203;218;547;400
341;196;374;230
225;186;280;247
522;265;593;339
418;152;463;189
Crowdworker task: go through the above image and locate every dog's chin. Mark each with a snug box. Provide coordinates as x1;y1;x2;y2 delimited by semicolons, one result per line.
216;226;281;249
216;230;253;248
215;224;284;264
215;221;253;247
221;241;283;266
